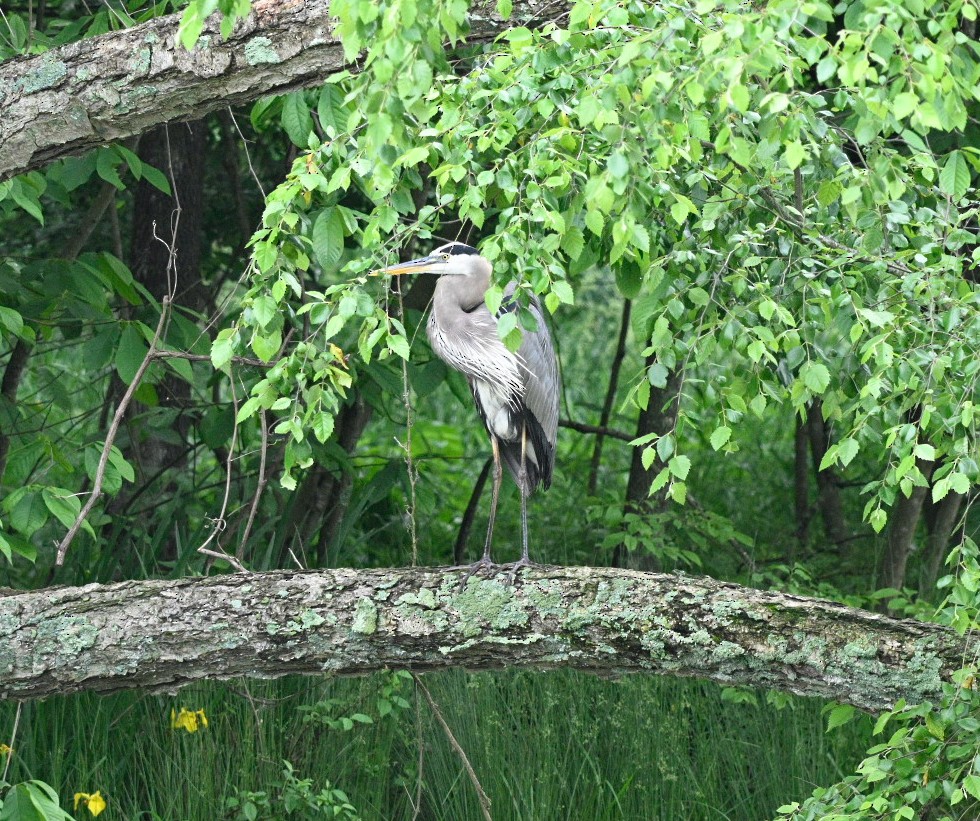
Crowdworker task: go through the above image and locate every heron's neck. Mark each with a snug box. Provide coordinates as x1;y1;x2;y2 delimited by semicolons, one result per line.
435;259;492;314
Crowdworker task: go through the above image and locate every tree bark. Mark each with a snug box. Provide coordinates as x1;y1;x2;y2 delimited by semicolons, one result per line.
880;458;935;591
806;399;849;545
0;0;554;181
0;565;966;711
920;491;966;596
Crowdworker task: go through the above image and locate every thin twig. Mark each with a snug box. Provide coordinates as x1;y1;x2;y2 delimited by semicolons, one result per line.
1;701;20;783
414;675;492;821
237;409;269;561
397;287;419;566
153;350;274;368
56;298;172;566
196;374;244;570
559;419;633;442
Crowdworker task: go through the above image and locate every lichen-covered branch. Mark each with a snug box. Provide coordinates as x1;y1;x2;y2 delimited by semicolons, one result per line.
0;566;969;709
0;0;553;181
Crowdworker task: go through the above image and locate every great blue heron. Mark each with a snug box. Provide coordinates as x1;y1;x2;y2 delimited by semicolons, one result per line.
381;242;560;578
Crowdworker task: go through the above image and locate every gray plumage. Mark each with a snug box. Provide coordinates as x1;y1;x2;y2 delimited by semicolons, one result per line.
382;241;560;572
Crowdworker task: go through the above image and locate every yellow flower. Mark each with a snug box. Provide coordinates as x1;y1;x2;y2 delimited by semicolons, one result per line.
0;744;11;756
171;707;208;733
74;791;107;817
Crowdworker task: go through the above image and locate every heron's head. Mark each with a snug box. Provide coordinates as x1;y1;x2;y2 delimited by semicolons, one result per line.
380;242;488;277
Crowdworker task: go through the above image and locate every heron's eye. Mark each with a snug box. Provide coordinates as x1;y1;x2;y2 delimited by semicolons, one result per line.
441;254;451;261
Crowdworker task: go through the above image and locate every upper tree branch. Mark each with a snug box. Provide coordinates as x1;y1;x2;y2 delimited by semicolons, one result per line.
0;0;556;181
0;564;969;711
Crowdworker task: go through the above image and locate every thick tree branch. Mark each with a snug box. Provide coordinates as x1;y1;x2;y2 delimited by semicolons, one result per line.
0;565;969;711
0;0;554;181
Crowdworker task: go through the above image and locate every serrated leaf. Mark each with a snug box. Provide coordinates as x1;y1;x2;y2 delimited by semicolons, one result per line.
939;150;970;200
561;226;585;261
826;703;855;732
963;774;980;801
312;208;345;270
552;280;574;305
669;454;691;480
837;437;859;467
801;361;830;394
313;411;335;443
388;333;411;360
783;140;806;170
497;0;512;17
316;85;348;134
710;426;732;451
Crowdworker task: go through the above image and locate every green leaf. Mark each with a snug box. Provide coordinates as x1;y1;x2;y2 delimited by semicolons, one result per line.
312;208;345;270
211;331;236;371
96;147;124;190
316;85;348;134
710;426;732;451
647;362;668;388
0;306;24;337
801;362;830;395
728;83;750;113
837;437;859;467
42;487;83;532
114;324;149;384
826;703;855;732
281;92;314;147
141;163;172;195
0;780;73;821
551;280;574;305
313;411;335;443
249;296;275;331
497;0;512;17
9;490;47;538
783;140;806;170
669;454;691;480
963;774;980;801
939;150;970;200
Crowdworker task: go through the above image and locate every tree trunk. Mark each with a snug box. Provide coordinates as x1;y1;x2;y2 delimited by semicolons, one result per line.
0;565;967;711
879;458;935;591
806;399;849;545
615;362;682;568
0;0;553;181
793;414;810;556
920;491;966;596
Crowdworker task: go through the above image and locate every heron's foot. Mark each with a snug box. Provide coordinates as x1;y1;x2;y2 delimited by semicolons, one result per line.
455;555;496;590
506;557;538;586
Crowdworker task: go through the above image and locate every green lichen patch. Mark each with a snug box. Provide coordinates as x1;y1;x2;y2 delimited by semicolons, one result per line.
523;579;564;616
451;577;529;638
34;616;98;658
396;587;437;609
244;36;281;65
17;58;67;94
351;598;378;635
282;609;328;634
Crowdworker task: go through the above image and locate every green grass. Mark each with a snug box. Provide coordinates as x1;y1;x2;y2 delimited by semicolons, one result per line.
1;671;870;820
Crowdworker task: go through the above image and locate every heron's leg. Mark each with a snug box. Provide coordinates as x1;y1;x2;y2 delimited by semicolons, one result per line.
458;437;502;587
482;435;504;562
508;423;535;585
